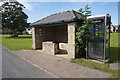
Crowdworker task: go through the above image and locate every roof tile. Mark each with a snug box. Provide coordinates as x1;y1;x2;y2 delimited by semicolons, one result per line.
30;10;81;26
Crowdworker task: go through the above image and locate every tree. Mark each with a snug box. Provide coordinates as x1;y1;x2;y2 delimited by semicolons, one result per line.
1;1;28;37
75;5;91;58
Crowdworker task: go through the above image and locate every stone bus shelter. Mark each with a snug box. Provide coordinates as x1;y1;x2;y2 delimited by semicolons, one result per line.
30;10;81;59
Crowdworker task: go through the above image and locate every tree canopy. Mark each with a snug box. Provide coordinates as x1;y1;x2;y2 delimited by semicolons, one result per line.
1;1;28;37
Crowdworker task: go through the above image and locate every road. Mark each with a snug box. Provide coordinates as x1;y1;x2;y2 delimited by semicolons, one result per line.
2;46;55;78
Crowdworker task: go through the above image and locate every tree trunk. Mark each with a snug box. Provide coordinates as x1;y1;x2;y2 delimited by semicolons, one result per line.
20;31;23;35
11;31;18;37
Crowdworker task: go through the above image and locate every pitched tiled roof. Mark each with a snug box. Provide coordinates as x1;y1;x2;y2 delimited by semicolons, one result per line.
30;10;81;26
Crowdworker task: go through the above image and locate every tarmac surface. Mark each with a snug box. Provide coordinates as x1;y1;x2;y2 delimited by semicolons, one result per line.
2;46;55;78
12;49;110;78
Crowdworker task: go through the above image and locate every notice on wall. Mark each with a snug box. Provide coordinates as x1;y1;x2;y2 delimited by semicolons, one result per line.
38;28;42;36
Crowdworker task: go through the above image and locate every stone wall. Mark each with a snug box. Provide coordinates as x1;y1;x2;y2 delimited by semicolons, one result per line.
32;24;68;49
32;27;35;49
32;27;43;49
42;25;68;43
59;23;75;59
67;23;75;59
42;41;56;55
32;23;75;59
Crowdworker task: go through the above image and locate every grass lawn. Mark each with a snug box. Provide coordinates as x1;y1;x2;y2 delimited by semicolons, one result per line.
71;33;120;78
1;35;33;50
109;33;120;62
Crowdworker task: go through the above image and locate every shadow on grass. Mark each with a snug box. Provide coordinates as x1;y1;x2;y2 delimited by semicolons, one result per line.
5;35;32;39
109;47;120;63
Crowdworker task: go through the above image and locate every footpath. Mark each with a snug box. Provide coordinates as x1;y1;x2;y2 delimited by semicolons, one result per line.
12;49;110;78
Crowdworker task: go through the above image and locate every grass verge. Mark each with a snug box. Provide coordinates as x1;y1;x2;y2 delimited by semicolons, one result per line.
71;58;119;78
71;33;120;78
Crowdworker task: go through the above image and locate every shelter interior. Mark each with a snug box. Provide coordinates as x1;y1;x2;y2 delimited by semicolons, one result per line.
34;24;69;55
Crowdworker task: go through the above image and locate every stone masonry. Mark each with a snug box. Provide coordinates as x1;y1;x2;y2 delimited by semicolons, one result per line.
32;23;75;59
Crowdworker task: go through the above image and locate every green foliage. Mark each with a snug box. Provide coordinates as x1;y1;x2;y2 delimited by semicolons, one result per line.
75;5;91;57
1;2;28;37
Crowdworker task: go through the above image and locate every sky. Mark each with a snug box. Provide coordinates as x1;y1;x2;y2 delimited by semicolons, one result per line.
22;2;118;25
0;1;119;25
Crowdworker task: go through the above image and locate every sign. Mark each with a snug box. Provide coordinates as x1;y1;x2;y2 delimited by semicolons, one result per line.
91;26;102;31
38;28;42;36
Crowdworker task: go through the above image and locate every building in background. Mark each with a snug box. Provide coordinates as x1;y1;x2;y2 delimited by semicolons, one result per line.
110;25;120;33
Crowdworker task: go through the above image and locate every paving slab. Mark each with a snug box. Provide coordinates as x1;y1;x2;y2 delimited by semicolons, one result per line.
109;63;120;70
12;50;110;78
